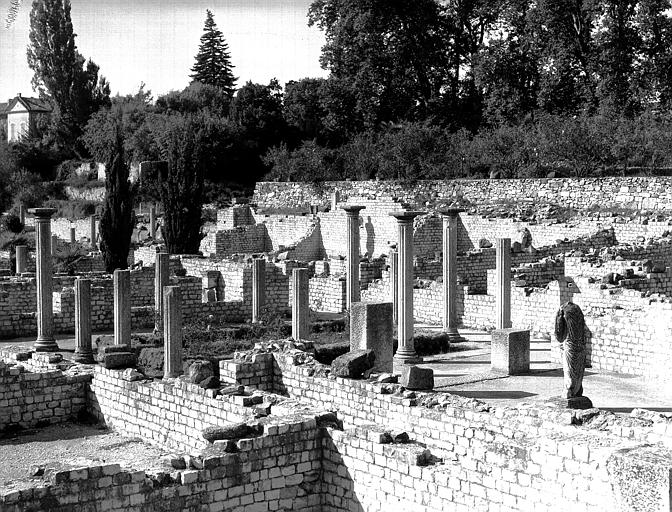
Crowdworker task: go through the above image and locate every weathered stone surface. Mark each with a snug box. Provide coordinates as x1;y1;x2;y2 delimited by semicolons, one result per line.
400;366;434;390
330;349;375;378
137;347;164;378
121;368;144;381
350;302;393;373
199;376;219;389
188;360;213;384
202;422;262;443
491;329;530;375
546;395;594;410
101;352;136;369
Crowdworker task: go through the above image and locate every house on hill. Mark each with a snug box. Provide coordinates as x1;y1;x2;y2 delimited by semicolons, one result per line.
2;94;52;143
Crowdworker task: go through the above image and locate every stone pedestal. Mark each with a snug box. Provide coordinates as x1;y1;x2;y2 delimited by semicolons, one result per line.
32;208;59;352
154;253;170;332
90;215;97;250
292;268;309;341
74;279;94;364
491;329;530;375
496;238;512;329
441;209;465;342
163;286;184;379
114;269;131;346
70;227;76;244
342;205;365;309
389;248;398;326
389;211;422;371
350;302;393;373
252;258;266;323
546;396;593;410
150;205;157;239
15;245;27;274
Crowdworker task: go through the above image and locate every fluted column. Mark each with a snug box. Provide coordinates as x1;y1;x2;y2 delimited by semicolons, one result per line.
342;205;365;309
154;252;170;333
441;209;465;341
496;238;512;329
389;247;398;326
163;286;183;379
74;279;94;363
32;208;59;352
252;258;266;323
114;269;131;345
390;211;422;370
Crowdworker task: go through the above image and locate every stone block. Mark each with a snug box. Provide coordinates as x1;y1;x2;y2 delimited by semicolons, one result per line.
491;329;530;375
330;349;375;378
400;366;434;390
350;302;393;373
101;352;136;369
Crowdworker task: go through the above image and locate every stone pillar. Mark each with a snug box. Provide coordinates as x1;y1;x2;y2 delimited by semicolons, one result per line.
150;205;157;239
70;226;76;244
114;269;131;346
491;329;530;375
74;279;94;364
18;204;25;225
496;238;512;329
163;285;184;379
292;268;309;341
89;215;97;250
32;208;59;352
350;302;394;373
389;248;398;325
154;252;170;332
252;258;266;323
441;209;465;342
389;211;422;370
15;245;27;274
331;191;340;211
342;205;365;309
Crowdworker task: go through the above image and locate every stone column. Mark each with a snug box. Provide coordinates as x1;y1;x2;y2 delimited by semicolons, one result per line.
342;205;365;309
18;204;25;225
389;211;422;370
74;279;94;363
331;191;340;211
154;252;170;332
163;286;183;379
150;205;157;239
441;209;465;342
389;247;398;326
89;215;97;250
292;268;309;341
252;258;266;323
70;226;76;244
15;245;27;274
496;238;512;329
114;269;131;346
32;208;59;352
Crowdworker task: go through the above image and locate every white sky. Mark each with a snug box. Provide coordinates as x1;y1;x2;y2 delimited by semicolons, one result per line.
0;0;327;102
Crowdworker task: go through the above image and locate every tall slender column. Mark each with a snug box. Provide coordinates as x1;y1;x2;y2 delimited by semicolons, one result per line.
390;211;422;370
15;245;27;274
252;258;266;323
389;247;398;326
496;238;512;329
163;286;184;379
114;269;131;345
292;268;309;341
154;253;170;332
150;205;157;239
70;226;76;244
74;279;94;363
32;208;59;352
342;205;365;309
90;215;97;250
18;204;25;225
441;209;465;342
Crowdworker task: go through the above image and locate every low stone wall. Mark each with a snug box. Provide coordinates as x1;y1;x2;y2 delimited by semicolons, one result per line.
309;276;346;313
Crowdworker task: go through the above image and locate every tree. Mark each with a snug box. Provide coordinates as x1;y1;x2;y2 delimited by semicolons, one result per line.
99;125;135;272
27;0;110;155
190;9;237;97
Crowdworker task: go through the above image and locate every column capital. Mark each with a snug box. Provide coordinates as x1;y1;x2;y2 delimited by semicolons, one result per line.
438;208;465;218
29;208;57;220
389;211;423;222
341;205;366;215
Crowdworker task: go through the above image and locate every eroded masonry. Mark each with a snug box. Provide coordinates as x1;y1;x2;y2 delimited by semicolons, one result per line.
1;177;672;512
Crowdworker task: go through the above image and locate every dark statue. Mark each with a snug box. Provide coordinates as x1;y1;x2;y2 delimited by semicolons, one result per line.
554;301;587;399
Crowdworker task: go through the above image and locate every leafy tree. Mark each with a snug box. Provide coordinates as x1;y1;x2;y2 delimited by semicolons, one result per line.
155;81;231;118
190;9;237;97
99;125;135;272
27;0;110;155
283;78;329;143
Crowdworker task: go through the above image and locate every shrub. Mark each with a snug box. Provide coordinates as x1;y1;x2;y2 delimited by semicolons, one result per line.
3;214;24;234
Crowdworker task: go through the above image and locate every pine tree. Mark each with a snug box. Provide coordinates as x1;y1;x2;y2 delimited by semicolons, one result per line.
99;124;135;273
190;9;237;97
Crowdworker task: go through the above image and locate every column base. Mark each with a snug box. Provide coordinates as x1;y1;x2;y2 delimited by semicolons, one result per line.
74;351;95;364
445;329;466;343
393;354;422;374
34;338;60;352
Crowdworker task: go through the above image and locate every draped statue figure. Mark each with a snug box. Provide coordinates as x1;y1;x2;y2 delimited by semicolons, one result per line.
554;302;587;399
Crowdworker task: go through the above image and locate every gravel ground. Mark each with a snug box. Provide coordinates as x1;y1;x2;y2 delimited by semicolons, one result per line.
0;423;174;492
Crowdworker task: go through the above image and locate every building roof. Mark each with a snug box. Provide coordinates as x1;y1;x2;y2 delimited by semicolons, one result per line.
6;95;52;113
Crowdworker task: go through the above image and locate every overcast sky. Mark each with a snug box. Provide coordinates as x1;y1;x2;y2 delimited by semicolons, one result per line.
0;0;327;102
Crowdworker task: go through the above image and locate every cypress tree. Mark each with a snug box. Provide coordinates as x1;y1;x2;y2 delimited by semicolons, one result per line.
99;126;135;272
190;9;237;98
